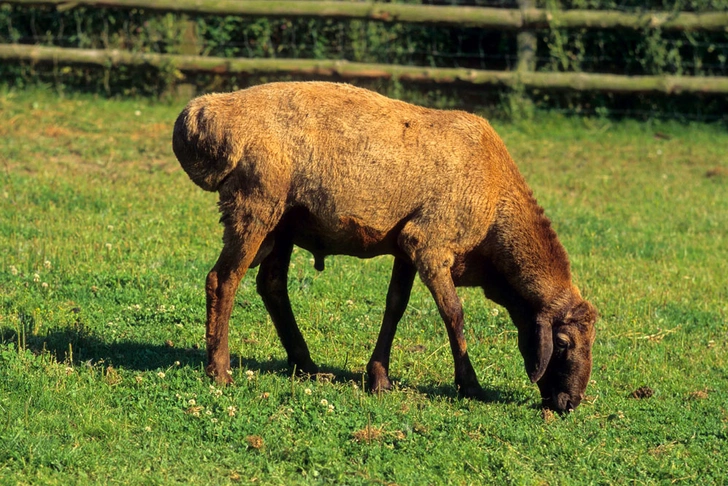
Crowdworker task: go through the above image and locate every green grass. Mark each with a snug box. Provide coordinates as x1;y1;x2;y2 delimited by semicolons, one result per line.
1;86;727;485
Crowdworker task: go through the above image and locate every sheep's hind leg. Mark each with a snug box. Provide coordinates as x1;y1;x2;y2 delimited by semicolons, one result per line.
367;257;416;393
417;253;483;399
256;237;318;375
205;222;271;385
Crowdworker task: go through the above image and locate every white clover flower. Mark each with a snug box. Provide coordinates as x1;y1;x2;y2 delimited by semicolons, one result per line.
227;406;237;417
328;404;334;413
245;370;255;380
43;260;51;270
9;265;18;276
157;372;166;379
105;243;112;250
188;399;196;406
33;273;40;283
304;388;312;395
41;282;48;289
134;110;141;116
320;399;328;406
107;225;114;231
144;426;152;432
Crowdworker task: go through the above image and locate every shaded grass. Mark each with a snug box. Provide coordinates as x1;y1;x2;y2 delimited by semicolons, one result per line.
1;86;727;484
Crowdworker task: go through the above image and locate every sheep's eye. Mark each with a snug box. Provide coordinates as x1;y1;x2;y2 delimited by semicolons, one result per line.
555;333;571;350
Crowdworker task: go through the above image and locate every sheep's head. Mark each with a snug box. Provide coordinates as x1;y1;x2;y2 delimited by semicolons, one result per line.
519;298;597;413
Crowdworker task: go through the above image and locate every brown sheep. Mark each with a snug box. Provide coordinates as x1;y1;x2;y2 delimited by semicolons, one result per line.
172;81;597;412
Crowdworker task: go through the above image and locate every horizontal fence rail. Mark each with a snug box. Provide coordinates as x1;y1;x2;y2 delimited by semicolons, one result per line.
9;0;728;32
3;44;728;94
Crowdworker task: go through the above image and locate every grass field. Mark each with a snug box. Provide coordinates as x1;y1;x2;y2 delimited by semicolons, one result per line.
1;86;726;485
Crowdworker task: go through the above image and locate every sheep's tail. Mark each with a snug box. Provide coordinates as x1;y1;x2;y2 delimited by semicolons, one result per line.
172;94;244;192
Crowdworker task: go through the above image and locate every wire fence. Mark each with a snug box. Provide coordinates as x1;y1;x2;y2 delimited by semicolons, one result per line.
1;1;727;121
5;13;726;75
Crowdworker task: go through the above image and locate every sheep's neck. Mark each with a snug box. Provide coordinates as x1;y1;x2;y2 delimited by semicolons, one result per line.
490;188;573;309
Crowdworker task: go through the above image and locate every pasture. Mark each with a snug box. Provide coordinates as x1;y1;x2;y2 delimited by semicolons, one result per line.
0;86;726;484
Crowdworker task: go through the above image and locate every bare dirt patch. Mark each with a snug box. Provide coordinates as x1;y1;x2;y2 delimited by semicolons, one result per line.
43;125;77;138
352;425;384;443
245;435;265;450
542;408;557;423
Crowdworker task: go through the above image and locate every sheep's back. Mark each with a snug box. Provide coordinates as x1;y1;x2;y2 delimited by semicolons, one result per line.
268;83;511;240
174;82;515;243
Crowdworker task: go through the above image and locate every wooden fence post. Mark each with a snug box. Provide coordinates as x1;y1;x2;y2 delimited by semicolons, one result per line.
512;0;537;114
175;16;198;99
517;0;536;73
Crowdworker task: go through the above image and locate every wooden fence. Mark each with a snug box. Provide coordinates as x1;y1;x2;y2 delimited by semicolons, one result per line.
2;0;728;95
9;0;728;32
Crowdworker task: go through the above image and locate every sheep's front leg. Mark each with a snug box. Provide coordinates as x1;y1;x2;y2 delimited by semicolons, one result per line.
418;256;483;399
367;257;417;393
206;223;269;385
256;238;318;375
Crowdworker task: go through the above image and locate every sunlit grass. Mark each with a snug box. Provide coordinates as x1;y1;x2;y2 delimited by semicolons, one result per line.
1;86;726;484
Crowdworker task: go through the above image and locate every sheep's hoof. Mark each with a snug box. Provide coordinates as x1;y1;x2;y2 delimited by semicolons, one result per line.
290;359;319;376
207;366;234;386
456;382;486;400
366;362;392;393
368;375;393;394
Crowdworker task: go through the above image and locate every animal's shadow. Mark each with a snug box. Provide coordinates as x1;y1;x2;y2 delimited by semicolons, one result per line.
1;325;516;404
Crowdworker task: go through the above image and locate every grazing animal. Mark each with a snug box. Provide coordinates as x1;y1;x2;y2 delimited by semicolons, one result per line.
172;82;597;412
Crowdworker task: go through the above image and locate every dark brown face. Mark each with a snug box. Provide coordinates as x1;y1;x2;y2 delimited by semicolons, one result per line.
516;296;597;412
537;315;596;412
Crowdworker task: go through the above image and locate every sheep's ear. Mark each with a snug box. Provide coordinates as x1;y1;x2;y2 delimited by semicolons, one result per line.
564;299;598;327
526;319;553;383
